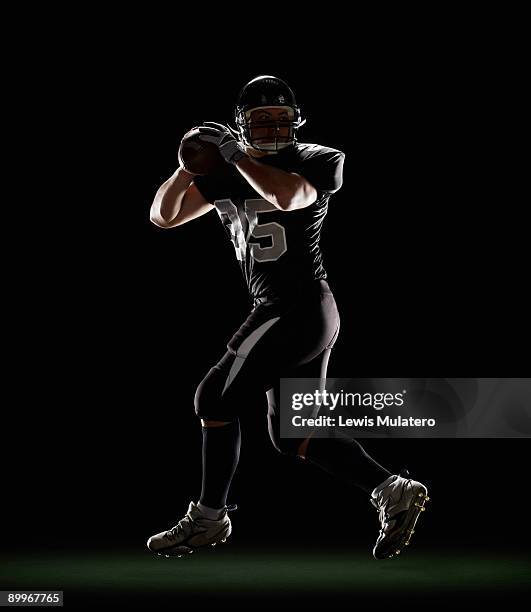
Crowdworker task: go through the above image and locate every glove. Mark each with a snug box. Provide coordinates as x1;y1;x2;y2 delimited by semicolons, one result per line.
197;122;248;165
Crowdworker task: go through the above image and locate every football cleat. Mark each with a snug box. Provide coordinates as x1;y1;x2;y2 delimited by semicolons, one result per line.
371;473;429;560
147;501;234;557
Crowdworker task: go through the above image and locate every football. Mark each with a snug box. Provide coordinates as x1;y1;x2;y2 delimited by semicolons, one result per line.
178;128;226;175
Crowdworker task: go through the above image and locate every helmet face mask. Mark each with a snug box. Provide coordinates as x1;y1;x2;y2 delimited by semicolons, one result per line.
240;106;299;152
234;76;305;153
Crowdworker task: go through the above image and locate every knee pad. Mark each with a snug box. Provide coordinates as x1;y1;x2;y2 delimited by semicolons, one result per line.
195;361;254;421
194;366;232;420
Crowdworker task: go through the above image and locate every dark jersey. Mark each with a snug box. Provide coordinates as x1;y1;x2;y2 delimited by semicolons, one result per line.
194;143;345;300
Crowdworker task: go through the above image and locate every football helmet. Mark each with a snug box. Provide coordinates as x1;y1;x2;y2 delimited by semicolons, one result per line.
234;75;305;152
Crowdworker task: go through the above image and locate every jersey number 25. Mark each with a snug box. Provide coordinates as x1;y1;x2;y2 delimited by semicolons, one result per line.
215;198;287;263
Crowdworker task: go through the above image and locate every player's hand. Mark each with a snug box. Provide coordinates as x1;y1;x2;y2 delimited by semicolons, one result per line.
197;122;247;165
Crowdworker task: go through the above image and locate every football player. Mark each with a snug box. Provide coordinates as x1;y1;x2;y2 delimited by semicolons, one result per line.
147;76;429;560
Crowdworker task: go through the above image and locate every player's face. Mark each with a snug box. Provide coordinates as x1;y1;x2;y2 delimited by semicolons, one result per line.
247;106;294;152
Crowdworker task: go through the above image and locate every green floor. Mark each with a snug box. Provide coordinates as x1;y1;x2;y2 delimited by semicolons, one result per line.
1;547;530;598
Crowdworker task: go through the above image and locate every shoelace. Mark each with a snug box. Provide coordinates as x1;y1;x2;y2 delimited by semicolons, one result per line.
165;503;238;541
374;495;392;533
166;514;194;541
372;473;412;536
372;480;408;534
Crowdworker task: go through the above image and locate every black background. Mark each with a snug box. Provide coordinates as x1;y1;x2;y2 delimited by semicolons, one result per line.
4;20;529;606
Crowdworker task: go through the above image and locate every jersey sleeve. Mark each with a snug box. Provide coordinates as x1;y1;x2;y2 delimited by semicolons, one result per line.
297;147;345;195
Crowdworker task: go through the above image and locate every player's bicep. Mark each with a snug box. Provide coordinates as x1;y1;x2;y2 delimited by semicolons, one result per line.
289;172;318;210
173;182;215;226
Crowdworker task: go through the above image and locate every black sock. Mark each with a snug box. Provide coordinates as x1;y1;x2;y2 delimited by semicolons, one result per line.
305;436;392;494
199;420;241;509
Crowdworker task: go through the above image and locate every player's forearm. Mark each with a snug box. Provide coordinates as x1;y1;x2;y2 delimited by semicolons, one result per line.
235;156;311;211
150;167;195;227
